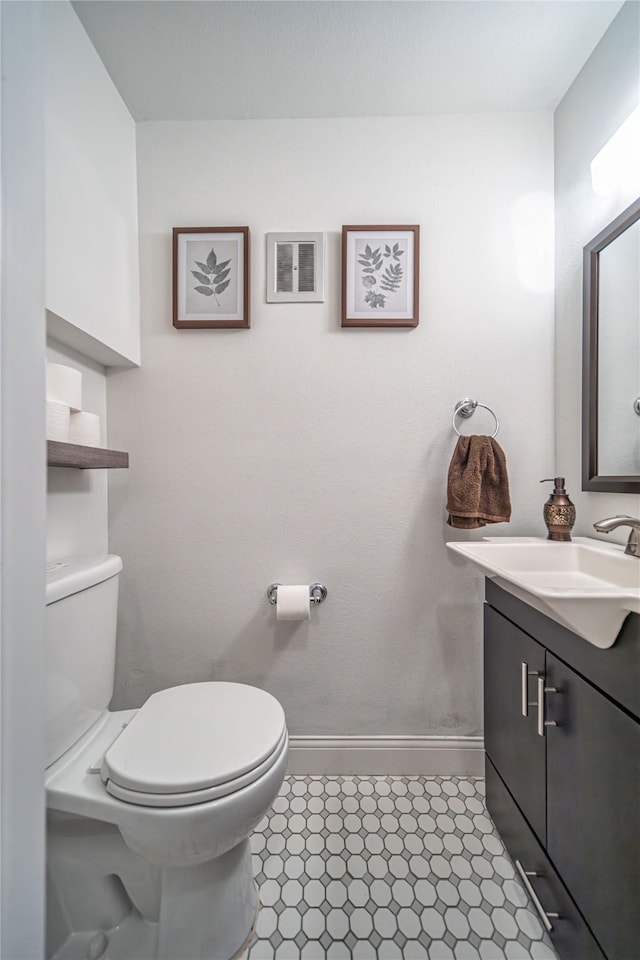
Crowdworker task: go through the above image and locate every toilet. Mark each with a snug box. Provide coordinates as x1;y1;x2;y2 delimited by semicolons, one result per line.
45;555;288;960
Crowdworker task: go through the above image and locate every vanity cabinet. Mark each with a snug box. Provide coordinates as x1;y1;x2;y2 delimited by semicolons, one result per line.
484;581;640;960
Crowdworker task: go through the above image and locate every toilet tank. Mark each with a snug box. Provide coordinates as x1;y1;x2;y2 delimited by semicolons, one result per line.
45;555;123;767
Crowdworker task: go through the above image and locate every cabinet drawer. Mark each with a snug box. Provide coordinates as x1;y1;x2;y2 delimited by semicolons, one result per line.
485;605;546;842
486;758;606;960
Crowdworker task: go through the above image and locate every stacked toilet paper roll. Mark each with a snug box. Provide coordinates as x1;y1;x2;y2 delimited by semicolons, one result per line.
45;363;102;447
69;411;101;447
276;585;311;621
46;401;71;442
46;363;83;442
46;364;82;412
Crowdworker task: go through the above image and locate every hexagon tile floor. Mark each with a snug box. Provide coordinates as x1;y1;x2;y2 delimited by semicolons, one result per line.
243;776;558;960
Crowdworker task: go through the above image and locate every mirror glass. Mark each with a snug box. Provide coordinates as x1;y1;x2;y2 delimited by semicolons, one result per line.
583;198;640;493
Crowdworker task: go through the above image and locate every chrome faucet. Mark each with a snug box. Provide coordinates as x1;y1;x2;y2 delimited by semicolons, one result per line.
593;516;640;558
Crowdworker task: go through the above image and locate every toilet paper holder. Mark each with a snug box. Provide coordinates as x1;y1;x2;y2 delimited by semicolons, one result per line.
267;583;328;606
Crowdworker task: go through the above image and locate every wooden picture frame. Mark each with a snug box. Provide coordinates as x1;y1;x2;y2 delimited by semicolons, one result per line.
173;226;250;328
342;225;419;327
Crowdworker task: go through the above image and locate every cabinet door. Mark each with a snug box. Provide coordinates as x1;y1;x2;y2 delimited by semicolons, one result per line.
546;653;640;960
484;605;546;842
486;759;606;960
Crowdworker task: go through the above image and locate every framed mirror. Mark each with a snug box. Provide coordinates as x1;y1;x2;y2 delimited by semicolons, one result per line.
583;197;640;493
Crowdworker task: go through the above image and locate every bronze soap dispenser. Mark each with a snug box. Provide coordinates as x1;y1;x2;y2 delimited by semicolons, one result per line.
540;477;576;541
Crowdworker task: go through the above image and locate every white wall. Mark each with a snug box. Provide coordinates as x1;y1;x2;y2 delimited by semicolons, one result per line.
47;340;108;561
107;114;554;736
1;3;46;956
555;1;640;533
44;1;140;367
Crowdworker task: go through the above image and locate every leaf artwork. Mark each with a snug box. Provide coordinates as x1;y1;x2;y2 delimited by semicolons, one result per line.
358;240;406;309
383;243;404;261
191;249;232;307
364;291;386;308
379;261;403;293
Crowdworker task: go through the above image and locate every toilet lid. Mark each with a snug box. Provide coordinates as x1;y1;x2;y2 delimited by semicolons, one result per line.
101;682;286;796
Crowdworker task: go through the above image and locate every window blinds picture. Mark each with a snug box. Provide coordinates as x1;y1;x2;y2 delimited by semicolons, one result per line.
266;232;325;303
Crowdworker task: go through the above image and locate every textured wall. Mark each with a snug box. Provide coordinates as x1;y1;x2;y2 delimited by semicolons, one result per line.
107;114;554;734
554;1;640;532
1;4;47;954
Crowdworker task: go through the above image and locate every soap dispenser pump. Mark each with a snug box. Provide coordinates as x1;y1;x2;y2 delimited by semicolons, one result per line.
540;477;576;542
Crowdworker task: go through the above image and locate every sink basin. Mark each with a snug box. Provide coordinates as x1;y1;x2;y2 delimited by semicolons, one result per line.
446;536;640;648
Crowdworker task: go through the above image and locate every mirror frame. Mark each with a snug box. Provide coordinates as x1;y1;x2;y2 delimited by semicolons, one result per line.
582;197;640;493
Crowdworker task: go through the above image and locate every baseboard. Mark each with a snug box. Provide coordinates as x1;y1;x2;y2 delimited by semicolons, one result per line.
286;736;485;777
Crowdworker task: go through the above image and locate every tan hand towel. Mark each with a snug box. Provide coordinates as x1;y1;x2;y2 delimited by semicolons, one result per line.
447;435;511;529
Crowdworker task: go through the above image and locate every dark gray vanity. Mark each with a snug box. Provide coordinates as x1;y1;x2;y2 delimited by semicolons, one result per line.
483;580;640;960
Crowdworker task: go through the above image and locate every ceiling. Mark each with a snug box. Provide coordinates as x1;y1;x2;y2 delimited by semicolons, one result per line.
72;1;624;122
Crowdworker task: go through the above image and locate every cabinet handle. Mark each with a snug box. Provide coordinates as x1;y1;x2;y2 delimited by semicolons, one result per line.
537;676;558;737
514;859;560;933
521;662;539;717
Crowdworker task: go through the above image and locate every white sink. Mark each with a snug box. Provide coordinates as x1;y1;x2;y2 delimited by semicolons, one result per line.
446;536;640;648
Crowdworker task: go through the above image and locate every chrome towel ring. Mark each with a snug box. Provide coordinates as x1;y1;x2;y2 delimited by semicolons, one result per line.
453;398;500;438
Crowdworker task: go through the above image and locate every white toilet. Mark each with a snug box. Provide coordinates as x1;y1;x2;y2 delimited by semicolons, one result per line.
45;555;288;960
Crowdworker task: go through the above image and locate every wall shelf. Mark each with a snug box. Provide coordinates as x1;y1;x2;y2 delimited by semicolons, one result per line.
47;440;129;470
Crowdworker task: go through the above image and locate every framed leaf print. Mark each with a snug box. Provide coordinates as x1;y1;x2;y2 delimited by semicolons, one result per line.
342;225;419;327
173;226;250;328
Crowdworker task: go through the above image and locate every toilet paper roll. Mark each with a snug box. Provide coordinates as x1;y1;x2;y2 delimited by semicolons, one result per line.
69;411;101;447
276;585;311;621
46;363;82;412
46;401;70;441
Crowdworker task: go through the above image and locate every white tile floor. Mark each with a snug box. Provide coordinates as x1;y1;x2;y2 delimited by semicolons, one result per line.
245;777;558;960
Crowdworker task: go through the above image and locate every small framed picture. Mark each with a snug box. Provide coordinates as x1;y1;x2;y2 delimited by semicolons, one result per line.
342;225;420;327
266;232;325;303
173;226;250;328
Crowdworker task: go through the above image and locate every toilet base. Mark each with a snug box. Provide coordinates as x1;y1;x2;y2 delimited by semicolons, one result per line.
157;839;257;960
51;912;158;960
51;888;258;960
48;813;258;960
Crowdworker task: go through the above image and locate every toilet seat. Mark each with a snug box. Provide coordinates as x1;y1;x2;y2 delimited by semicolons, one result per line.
105;728;288;807
101;682;287;808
